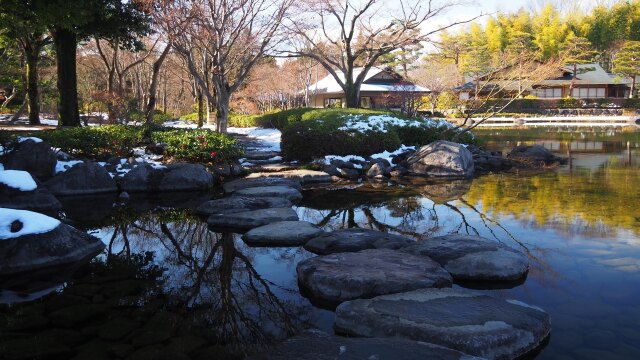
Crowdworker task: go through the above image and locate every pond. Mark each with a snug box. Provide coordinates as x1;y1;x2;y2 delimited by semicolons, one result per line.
1;129;639;359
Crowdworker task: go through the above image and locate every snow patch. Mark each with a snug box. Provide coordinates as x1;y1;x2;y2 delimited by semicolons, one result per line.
0;170;37;191
323;154;366;165
0;208;60;240
0;163;4;171
338;115;422;133
56;160;83;174
370;145;416;165
228;127;282;152
17;136;43;143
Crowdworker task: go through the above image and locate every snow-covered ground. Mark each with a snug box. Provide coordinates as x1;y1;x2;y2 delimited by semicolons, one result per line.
0;208;60;239
228;127;281;152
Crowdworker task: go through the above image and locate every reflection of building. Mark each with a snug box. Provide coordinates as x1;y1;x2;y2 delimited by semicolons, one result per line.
456;63;633;101
307;67;429;109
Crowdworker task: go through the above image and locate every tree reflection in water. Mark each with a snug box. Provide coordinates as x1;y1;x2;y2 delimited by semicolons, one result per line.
103;209;307;348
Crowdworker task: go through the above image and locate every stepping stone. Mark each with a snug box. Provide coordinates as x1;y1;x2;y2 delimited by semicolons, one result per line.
304;228;415;255
334;288;550;360
244;151;281;160
234;185;303;202
297;249;452;303
247;329;485;360
242;221;324;247
207;208;299;230
253;164;298;172
246;170;331;185
196;196;292;216
402;234;529;281
223;177;302;193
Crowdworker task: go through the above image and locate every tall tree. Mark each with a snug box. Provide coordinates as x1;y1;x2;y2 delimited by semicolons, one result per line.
459;23;492;99
560;35;598;95
0;0;51;125
532;3;569;60
286;0;479;108
37;0;151;126
613;40;640;99
162;0;294;133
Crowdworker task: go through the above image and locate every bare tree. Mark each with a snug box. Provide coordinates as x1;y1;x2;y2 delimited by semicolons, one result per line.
159;0;294;133
284;0;479;108
411;58;462;114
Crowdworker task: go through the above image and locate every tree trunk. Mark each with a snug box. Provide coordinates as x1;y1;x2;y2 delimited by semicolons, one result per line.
631;75;636;99
54;28;80;127
344;84;360;108
145;43;171;125
197;88;204;128
215;84;230;133
569;63;577;97
24;44;40;125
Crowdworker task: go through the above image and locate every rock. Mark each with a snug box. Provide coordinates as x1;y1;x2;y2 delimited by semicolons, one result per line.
223;177;302;193
390;166;408;177
297;249;452;304
507;145;564;165
406;141;474;178
242;221;324;246
120;163;214;192
49;304;108;328
45;162;118;196
234;185;303;202
322;164;340;177
196;196;292;216
247;329;485;360
145;143;167;155
230;164;244;176
337;167;360;180
207;207;299;230
213;164;231;177
402;234;529;281
2;138;57;180
367;162;389;178
334;288;551;360
0;174;62;214
304;228;415;255
419;180;472;203
245;169;332;184
0;210;105;275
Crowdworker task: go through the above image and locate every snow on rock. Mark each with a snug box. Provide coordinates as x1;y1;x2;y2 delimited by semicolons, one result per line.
370;145;416;164
323;155;366;165
0;170;38;191
338;115;453;134
55;160;84;174
17;136;43;143
0;208;60;240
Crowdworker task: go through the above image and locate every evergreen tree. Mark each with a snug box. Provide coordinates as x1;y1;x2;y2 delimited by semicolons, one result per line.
459;24;491;99
532;4;569;60
613;40;640;98
561;35;598;95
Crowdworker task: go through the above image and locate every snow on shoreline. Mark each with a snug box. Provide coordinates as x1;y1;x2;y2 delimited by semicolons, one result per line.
0;208;60;240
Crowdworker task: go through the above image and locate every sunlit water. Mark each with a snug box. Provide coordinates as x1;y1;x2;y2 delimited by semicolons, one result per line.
1;129;639;359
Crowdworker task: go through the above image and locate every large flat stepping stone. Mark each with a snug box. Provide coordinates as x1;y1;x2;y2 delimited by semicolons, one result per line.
297;249;451;303
402;234;529;281
207;208;299;230
242;221;324;247
246;170;331;184
196;196;292;216
334;288;550;360
234;185;303;202
223;177;302;193
304;228;415;255
244;151;281;160
247;329;485;360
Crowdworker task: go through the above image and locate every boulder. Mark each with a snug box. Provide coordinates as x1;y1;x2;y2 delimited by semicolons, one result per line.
207;207;299;230
242;221;324;247
419;180;472;204
334;288;551;360
245;170;332;184
234;185;303;202
196;196;292;216
0;208;105;275
507;145;564;165
0;170;62;214
120;163;214;192
223;177;302;193
2;139;57;180
297;249;452;303
366;162;390;178
406;141;474;178
337;167;360;180
45;162;118;196
304;228;415;255
247;329;485;360
402;234;529;281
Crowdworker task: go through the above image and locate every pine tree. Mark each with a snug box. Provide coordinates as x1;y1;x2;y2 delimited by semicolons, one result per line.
561;35;598;95
613;40;640;98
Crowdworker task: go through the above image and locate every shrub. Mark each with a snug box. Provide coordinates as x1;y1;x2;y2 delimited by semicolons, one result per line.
624;98;640;109
557;97;582;109
129;110;176;124
33;125;145;158
228;113;263;128
151;128;243;163
179;112;200;123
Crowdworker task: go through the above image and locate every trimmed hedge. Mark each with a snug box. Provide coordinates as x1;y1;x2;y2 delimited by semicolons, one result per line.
281;112;474;161
151;128;243;163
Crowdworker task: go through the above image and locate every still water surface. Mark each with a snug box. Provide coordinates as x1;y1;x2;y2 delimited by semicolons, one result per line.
1;129;639;359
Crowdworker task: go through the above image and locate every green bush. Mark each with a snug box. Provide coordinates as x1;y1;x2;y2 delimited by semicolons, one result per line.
33;125;145;158
151;128;243;163
281;112;473;161
557;97;582;109
624;98;640;109
228;114;263;127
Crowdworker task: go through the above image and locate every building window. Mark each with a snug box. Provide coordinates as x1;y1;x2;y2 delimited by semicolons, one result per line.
571;87;605;98
324;98;342;108
532;88;562;98
360;97;371;108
